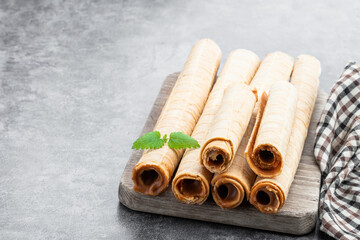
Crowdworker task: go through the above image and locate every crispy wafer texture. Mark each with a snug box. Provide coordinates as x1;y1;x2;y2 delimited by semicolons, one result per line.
132;39;222;195
201;83;257;173
211;52;294;208
172;49;261;204
250;51;294;96
246;81;298;177
250;55;320;213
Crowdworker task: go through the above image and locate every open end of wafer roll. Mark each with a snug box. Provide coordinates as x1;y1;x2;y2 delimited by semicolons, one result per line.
201;140;232;173
252;145;282;173
246;82;298;178
132;164;168;195
172;175;209;204
200;84;257;174
249;181;285;213
211;176;245;209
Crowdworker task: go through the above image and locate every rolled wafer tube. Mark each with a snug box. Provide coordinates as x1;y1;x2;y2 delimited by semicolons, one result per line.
172;50;261;204
200;83;257;173
249;55;320;213
132;39;222;195
211;115;256;208
245;81;298;177
211;52;294;208
250;51;295;96
211;93;267;208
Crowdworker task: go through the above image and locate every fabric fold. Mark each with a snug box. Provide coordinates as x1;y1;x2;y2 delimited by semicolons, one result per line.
314;62;360;240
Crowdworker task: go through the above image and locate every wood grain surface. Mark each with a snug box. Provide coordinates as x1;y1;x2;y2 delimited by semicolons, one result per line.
118;73;327;235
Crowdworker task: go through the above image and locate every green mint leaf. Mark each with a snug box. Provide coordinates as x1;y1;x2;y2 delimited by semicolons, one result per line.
167;132;200;150
162;134;168;143
132;131;165;150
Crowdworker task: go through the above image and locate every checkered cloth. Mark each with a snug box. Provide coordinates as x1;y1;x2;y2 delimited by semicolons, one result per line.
314;62;360;240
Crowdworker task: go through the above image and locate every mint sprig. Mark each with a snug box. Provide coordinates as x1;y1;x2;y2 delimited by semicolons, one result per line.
168;132;200;149
132;131;165;150
132;131;199;150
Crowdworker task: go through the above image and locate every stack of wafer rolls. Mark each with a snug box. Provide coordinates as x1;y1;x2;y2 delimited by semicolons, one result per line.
249;55;320;213
132;42;320;216
132;39;222;195
172;49;261;204
211;52;295;208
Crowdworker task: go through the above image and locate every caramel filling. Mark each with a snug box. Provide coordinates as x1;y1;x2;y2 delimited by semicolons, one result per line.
217;183;238;202
134;167;165;195
251;185;282;213
140;169;159;186
208;150;225;168
254;145;281;170
178;179;203;197
255;188;277;208
256;190;270;205
212;178;244;209
202;140;232;173
259;150;274;164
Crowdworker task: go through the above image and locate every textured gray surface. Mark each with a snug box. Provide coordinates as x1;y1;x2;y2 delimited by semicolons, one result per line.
0;0;354;239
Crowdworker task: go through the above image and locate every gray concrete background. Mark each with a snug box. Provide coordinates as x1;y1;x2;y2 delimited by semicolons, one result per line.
0;0;355;239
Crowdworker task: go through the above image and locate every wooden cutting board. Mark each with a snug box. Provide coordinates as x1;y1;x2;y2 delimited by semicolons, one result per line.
118;73;327;235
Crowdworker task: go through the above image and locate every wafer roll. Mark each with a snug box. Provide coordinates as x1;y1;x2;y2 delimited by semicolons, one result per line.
250;55;320;213
211;52;294;208
172;50;260;204
245;81;298;177
250;52;295;96
200;84;257;173
132;39;222;195
211;119;252;208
